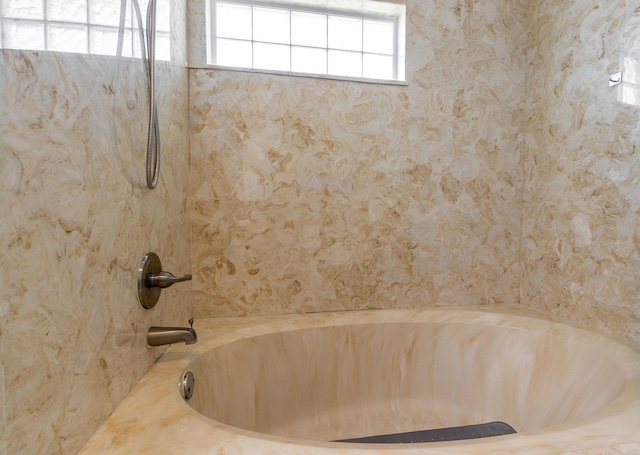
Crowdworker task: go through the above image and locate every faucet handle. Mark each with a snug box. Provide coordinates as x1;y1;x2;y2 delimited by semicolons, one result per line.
146;271;192;289
138;252;192;309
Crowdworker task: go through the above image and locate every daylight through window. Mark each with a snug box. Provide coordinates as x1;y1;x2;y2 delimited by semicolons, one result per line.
210;0;405;81
0;0;171;60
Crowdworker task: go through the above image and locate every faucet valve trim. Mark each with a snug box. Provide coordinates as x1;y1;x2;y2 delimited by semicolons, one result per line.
138;252;192;309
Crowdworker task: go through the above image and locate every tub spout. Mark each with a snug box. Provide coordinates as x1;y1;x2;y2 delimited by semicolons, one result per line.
147;319;197;346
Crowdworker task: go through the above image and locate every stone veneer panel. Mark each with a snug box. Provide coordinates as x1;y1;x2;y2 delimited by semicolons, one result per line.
522;0;640;347
190;0;529;317
0;1;190;451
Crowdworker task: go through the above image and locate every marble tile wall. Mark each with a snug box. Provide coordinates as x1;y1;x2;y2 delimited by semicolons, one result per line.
522;0;640;348
191;0;640;350
190;0;529;317
0;1;191;453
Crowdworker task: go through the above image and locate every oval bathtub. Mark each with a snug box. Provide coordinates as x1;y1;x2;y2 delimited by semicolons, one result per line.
80;307;640;454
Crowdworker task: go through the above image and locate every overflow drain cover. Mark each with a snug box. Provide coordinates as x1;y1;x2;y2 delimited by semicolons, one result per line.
181;371;195;400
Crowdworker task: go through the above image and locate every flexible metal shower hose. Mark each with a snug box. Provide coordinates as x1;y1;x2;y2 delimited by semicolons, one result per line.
145;0;161;189
113;0;160;189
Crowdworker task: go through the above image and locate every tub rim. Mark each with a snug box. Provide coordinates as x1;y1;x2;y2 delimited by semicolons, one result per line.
79;306;640;455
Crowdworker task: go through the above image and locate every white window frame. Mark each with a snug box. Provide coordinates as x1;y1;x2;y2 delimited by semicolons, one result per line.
208;0;406;83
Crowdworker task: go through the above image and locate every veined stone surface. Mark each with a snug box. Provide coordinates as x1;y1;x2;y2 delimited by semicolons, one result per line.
0;0;191;450
522;0;640;347
4;0;640;453
190;0;529;318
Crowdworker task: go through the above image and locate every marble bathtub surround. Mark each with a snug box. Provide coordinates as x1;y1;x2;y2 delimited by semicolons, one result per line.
80;308;640;454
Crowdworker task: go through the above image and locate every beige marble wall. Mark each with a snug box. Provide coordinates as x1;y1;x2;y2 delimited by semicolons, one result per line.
0;0;634;452
190;0;529;317
0;1;191;453
191;0;640;349
522;0;640;347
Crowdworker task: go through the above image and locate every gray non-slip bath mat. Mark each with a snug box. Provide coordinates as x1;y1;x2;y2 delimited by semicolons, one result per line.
336;421;517;444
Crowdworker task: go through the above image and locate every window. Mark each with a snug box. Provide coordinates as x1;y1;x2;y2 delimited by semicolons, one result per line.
209;0;405;81
0;0;171;60
619;57;640;107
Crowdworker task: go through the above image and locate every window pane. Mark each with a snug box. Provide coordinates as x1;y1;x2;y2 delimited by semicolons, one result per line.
90;26;119;55
133;27;145;57
155;31;171;60
291;11;326;48
328;49;361;77
3;0;43;19
328;16;362;51
624;57;638;85
120;29;133;57
216;3;252;40
47;0;87;23
253;7;289;44
156;0;171;32
131;29;169;61
217;38;252;67
622;84;639;106
363;53;393;79
363;19;394;54
254;42;290;71
89;0;120;26
292;46;326;74
48;24;88;53
137;0;150;15
3;19;45;50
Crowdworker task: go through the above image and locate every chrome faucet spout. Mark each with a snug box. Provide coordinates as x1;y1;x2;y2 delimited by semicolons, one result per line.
147;320;197;346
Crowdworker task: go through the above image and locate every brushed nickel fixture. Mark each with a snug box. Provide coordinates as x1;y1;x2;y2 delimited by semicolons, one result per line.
145;0;161;189
147;319;198;346
181;371;195;400
138;252;192;309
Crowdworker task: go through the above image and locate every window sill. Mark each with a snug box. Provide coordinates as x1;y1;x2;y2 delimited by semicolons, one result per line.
188;63;408;86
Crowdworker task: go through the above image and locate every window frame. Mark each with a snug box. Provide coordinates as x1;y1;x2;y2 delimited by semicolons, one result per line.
208;0;406;83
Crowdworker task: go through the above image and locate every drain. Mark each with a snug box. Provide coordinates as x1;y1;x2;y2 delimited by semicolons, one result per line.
335;421;516;444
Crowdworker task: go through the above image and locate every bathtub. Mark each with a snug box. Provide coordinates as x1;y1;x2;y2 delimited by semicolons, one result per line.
80;307;640;454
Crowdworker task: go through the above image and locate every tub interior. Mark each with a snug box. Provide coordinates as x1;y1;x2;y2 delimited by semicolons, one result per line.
187;322;626;443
